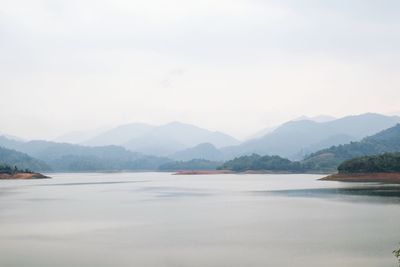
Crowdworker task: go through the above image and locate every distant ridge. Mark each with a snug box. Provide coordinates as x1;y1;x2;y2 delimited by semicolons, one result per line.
171;143;223;161
83;121;240;156
304;124;400;171
0;146;50;172
248;115;336;140
83;123;154;146
2;113;399;164
221;113;400;160
292;115;336;123
0;137;170;172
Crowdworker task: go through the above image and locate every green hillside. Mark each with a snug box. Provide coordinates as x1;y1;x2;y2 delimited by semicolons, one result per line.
338;153;400;173
0;146;50;172
304;124;400;171
218;124;400;173
0;137;172;172
218;154;305;172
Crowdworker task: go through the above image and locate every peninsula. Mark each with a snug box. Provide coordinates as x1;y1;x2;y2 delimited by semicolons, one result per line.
321;153;400;183
0;164;49;179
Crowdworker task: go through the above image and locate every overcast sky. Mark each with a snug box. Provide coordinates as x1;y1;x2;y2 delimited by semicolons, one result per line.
1;0;400;140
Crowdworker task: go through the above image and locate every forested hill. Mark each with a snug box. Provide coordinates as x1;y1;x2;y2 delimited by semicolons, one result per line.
338;153;400;173
219;124;400;173
303;124;400;171
0;163;31;174
0;137;171;172
0;146;50;171
218;154;307;172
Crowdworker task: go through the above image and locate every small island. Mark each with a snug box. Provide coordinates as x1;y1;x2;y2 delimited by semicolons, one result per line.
321;153;400;183
0;164;49;180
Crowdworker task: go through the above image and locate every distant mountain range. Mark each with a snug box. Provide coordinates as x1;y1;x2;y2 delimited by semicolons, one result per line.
246;115;336;140
292;115;337;123
0;146;50;171
303;123;400;171
219;123;400;173
82;123;154;146
1;113;400;172
121;122;239;156
220;113;400;160
51;113;400;161
171;143;224;161
61;121;240;156
0;137;170;172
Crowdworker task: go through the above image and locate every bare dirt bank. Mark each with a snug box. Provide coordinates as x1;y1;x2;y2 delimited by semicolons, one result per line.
0;172;50;179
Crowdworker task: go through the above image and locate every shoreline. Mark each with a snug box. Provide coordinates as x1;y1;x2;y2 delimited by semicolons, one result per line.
320;172;400;184
0;172;50;180
173;170;331;175
173;170;234;175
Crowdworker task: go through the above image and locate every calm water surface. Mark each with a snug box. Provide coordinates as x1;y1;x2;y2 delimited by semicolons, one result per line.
0;173;399;267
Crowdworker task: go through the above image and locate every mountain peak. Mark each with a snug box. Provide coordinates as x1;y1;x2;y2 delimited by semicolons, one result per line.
171;142;222;161
229;113;400;160
292;115;336;123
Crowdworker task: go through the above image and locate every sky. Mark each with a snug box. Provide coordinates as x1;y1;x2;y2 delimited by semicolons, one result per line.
1;0;400;140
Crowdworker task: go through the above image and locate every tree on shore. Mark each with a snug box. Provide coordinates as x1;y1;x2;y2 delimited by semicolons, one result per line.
394;245;400;266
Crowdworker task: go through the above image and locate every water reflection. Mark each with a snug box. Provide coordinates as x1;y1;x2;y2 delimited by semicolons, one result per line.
255;185;400;204
35;180;147;186
0;173;399;267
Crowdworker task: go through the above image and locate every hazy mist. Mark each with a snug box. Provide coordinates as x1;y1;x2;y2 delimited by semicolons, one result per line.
1;0;400;139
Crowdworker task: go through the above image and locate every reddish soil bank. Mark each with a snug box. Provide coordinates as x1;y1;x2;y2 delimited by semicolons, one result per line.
320;172;400;184
0;172;50;179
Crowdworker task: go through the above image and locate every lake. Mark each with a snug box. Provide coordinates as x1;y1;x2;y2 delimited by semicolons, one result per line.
0;173;399;267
